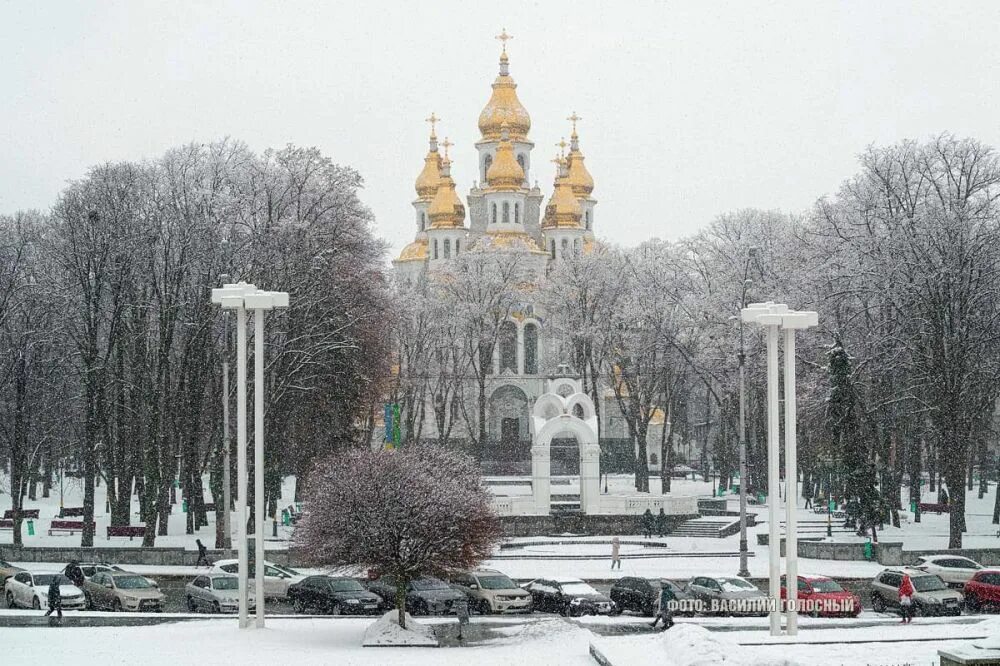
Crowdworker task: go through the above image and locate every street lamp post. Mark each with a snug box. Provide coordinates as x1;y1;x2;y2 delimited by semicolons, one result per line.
221;272;233;555
742;302;818;638
211;282;289;630
736;248;756;579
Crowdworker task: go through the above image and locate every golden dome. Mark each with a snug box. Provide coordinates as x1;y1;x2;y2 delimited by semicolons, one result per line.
427;160;465;229
542;155;564;227
478;52;531;141
476;229;548;255
565;131;595;197
543;156;582;229
396;238;428;262
485;123;525;190
414;145;442;200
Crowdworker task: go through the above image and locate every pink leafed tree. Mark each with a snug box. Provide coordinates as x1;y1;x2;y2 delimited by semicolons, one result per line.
293;445;502;628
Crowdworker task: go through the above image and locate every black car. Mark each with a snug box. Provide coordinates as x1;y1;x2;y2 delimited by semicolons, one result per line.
609;577;694;616
287;576;382;615
363;576;466;615
523;578;616;617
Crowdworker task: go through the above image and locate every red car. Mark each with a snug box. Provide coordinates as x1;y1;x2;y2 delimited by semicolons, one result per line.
780;575;861;617
963;569;1000;612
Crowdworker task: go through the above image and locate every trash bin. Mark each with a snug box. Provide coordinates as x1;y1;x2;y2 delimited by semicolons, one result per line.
863;540;873;561
26;519;34;536
281;509;290;526
182;499;188;513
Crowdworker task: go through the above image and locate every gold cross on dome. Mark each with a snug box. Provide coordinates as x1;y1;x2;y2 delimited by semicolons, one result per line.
425;112;440;137
496;28;513;53
567;112;583;136
555;137;568;157
441;137;453;160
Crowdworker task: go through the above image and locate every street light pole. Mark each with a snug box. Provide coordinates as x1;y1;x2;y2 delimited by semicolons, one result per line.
736;250;755;579
222;294;232;554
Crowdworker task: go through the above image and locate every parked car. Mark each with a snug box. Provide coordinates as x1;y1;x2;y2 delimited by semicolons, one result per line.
963;569;1000;612
779;574;861;617
363;575;467;615
0;560;24;588
609;577;694;616
287;576;382;615
185;574;256;614
522;577;615;617
5;571;86;610
450;569;532;614
687;575;768;616
82;571;165;612
210;559;303;599
871;568;962;616
78;561;159;588
913;555;984;588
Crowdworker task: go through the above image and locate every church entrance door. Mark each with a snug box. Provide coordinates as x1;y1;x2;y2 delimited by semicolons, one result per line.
501;418;520;446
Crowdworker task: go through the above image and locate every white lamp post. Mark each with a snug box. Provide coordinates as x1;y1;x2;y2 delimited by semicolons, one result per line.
212;282;289;630
741;302;818;637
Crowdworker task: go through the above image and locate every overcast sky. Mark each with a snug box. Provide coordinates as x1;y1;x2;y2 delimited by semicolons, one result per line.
3;2;1000;255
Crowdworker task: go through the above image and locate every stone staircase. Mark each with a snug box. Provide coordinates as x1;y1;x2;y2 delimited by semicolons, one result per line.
550;493;582;515
670;517;742;538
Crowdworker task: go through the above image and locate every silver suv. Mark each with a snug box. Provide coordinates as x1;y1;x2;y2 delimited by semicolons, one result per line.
871;568;963;616
450;569;532;614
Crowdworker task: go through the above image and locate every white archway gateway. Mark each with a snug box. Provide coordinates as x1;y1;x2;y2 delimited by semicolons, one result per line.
530;378;601;514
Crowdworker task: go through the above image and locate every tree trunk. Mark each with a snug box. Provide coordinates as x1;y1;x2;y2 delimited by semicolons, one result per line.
396;579;408;630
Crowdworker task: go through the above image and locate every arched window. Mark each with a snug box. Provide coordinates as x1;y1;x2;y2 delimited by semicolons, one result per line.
517;154;526;176
523;323;538;375
492;204;498;225
420;212;426;230
499;321;518;374
502;202;510;224
444;238;451;259
483;154;493;182
573;403;584;418
561;238;568;256
455;239;460;255
585;210;591;230
514;203;520;224
433;239;439;259
550;239;556;259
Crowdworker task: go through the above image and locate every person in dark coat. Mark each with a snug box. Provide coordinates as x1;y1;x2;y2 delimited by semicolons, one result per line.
650;581;675;630
655;508;668;537
196;539;210;567
44;578;63;622
641;509;655;539
64;561;84;589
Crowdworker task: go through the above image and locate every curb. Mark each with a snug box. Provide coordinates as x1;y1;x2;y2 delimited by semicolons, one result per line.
588;642;615;666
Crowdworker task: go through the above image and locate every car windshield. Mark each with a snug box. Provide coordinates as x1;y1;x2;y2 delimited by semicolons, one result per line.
35;574;72;586
329;579;364;592
912;575;947;592
718;578;756;592
212;578;239;590
276;565;301;575
411;578;449;591
810;580;843;593
478;575;518;590
560;582;598;595
114;576;153;589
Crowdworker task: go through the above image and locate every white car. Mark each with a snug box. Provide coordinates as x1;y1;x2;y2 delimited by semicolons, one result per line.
210;559;304;599
185;574;256;614
914;555;984;587
5;571;86;610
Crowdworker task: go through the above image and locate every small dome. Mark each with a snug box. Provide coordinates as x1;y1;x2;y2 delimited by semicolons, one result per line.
565;132;594;196
485;124;525;190
414;146;441;200
427;160;466;229
396;238;428;262
543;157;582;229
478;53;531;141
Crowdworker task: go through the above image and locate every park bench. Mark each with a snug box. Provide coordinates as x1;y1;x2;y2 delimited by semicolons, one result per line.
48;519;94;536
106;525;146;540
203;503;216;512
918;502;951;514
0;519;12;530
2;509;40;520
59;507;86;518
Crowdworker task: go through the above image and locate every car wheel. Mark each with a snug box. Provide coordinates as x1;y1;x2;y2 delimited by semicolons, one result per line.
293;597;306;613
966;595;980;613
331;603;342;616
871;594;885;613
213;601;222;614
6;591;15;609
559;603;569;616
478;599;492;615
186;596;197;612
32;596;40;610
911;603;923;617
112;599;123;612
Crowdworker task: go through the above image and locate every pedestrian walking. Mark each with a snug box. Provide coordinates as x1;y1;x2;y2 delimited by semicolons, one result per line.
610;536;621;570
44;577;63;624
641;508;654;539
898;573;915;624
64;561;84;589
650;581;675;631
655;508;668;537
196;538;211;567
803;487;813;510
